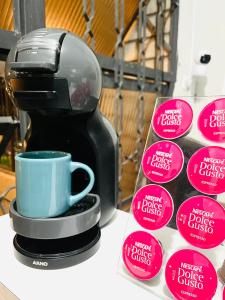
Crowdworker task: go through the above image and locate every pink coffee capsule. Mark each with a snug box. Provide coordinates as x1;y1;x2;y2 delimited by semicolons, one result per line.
187;146;225;195
176;195;225;249
198;98;225;143
223;286;225;300
152;98;193;139
142;140;184;183
122;231;163;281
165;249;218;300
132;184;173;230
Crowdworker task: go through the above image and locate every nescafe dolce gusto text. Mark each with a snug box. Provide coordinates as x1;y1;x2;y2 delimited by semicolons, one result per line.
5;28;119;227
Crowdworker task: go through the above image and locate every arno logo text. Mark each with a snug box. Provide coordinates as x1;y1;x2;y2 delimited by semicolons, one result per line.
33;260;48;267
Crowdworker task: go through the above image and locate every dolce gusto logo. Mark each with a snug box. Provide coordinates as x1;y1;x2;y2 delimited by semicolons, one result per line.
141;194;162;216
159;108;182;126
150;151;172;171
178;262;204;290
128;242;152;266
199;157;225;179
188;208;214;235
209;109;225;128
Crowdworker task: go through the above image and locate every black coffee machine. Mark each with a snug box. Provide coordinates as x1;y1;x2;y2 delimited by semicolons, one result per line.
5;28;118;227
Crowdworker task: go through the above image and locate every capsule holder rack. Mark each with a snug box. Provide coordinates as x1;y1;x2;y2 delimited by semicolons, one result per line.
118;96;225;300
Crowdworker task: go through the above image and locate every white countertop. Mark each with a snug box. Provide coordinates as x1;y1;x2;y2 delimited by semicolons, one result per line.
0;210;161;300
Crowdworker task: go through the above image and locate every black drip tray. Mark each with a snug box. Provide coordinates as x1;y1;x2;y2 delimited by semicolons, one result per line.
13;224;101;270
61;196;96;217
10;194;101;239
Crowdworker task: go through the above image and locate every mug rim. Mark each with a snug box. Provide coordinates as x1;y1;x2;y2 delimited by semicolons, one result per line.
16;151;71;161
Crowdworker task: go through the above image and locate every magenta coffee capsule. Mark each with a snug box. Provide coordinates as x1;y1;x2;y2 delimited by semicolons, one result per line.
142;140;184;183
152;98;193;139
187;146;225;195
176;195;225;249
223;286;225;299
198;98;225;143
132;184;173;230
165;249;218;300
122;231;163;281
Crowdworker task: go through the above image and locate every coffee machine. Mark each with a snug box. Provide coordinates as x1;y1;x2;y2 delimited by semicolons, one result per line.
5;28;118;227
5;28;118;269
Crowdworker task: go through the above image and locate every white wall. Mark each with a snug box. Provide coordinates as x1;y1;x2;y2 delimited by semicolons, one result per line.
173;2;225;204
174;0;225;97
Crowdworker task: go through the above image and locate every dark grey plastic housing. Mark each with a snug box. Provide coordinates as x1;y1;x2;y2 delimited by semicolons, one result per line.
5;28;102;113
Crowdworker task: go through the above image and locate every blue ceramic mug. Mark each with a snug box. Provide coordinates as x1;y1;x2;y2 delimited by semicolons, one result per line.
15;151;95;218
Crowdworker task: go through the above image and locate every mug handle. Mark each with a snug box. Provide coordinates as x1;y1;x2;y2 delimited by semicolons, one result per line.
69;162;95;206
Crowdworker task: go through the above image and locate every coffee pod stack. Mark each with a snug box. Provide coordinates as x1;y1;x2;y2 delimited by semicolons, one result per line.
121;97;225;300
10;194;101;269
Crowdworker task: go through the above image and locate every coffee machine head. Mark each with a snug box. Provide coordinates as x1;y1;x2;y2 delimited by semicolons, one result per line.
5;28;102;114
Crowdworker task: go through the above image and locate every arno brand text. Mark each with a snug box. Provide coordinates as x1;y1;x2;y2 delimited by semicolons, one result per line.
33;260;48;267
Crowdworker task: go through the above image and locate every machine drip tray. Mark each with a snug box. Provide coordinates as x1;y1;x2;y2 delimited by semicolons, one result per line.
10;194;101;239
13;224;101;270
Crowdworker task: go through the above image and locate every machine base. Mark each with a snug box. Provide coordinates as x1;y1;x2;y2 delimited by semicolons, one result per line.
13;225;101;270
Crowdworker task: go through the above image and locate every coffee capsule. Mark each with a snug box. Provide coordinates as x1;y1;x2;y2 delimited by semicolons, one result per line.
132;184;173;230
165;249;217;300
152;98;193;140
187;146;225;195
122;231;163;280
198;98;225;143
142;140;184;184
176;195;225;249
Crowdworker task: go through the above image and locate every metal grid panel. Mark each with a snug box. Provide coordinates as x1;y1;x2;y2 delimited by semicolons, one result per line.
0;0;138;56
0;0;179;207
45;0;138;56
99;88;155;205
124;0;176;74
0;0;13;31
0;0;178;92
